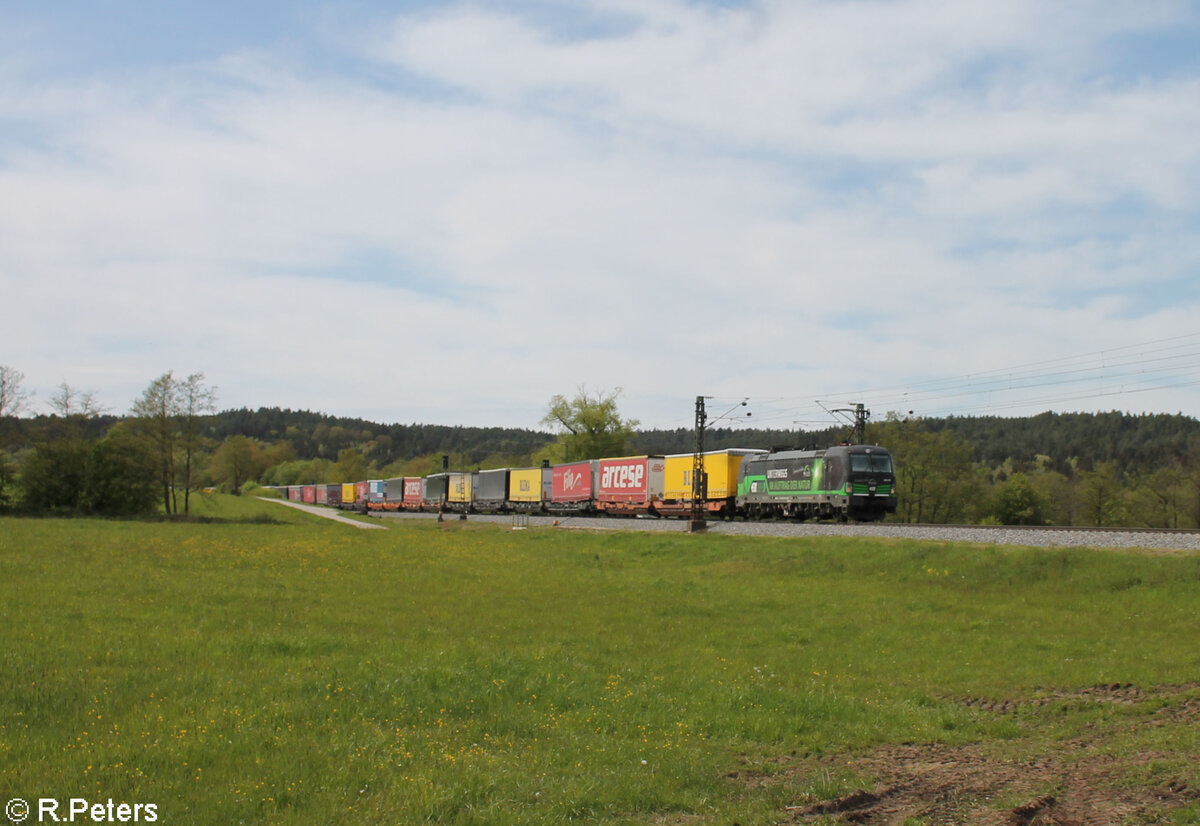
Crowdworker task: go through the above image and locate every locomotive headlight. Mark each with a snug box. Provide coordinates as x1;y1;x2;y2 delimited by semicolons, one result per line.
845;482;853;494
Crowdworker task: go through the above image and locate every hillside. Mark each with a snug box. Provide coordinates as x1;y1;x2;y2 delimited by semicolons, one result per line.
188;407;1200;472
6;407;1196;474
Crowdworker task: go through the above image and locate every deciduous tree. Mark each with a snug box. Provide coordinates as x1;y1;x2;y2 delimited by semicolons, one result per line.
47;382;105;418
211;435;269;494
177;372;217;515
130;371;217;514
991;473;1049;525
1179;439;1200;529
83;423;159;516
132;372;179;513
16;424;158;516
331;447;367;483
1028;468;1078;526
876;415;978;523
0;450;16;510
1079;461;1126;527
18;439;89;512
542;387;638;461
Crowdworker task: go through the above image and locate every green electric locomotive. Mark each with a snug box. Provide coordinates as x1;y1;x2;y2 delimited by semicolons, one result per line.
736;444;897;522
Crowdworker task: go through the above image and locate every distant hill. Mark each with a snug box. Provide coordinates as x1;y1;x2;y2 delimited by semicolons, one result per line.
204;407;555;468
6;406;1197;475
205;407;1200;474
926;411;1200;474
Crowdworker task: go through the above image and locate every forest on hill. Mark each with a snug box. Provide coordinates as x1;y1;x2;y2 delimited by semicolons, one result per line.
192;406;1200;474
633;411;1200;475
7;405;1195;477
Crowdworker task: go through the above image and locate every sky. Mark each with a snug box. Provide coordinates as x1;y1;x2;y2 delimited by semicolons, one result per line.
2;0;1199;432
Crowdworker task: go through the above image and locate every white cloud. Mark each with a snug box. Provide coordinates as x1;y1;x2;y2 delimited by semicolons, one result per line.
1;0;1198;427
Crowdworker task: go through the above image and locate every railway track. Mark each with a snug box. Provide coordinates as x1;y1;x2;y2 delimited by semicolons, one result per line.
371;510;1200;551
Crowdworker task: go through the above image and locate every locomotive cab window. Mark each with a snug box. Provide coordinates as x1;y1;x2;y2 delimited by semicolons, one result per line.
850;453;893;473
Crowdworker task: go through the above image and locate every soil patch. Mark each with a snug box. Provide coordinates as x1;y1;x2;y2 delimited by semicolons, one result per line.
742;684;1200;824
782;742;1193;824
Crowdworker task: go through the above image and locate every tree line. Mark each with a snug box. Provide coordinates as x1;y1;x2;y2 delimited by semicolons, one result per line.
870;414;1200;528
1;367;261;516
2;367;1199;526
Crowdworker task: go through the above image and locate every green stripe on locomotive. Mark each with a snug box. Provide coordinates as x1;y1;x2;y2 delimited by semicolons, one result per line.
738;476;894;497
738;451;827;499
738;475;849;499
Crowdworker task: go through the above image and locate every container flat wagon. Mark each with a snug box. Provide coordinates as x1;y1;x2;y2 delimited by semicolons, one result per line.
446;471;473;512
549;460;599;514
380;477;405;510
657;449;767;517
400;477;423;510
596;455;665;516
475;468;510;512
367;479;385;505
422;474;451;510
509;466;552;512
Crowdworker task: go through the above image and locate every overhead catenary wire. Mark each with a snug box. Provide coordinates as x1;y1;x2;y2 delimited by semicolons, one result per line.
657;334;1200;430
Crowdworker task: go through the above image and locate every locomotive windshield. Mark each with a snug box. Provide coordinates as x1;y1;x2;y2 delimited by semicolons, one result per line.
850;453;893;473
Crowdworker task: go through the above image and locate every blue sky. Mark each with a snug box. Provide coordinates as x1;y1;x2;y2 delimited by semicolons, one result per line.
2;1;1199;430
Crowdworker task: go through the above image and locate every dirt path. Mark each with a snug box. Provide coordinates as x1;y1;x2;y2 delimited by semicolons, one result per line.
258;498;387;529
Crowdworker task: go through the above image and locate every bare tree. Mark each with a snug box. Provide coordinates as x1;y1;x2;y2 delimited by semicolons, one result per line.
47;381;106;418
0;365;32;417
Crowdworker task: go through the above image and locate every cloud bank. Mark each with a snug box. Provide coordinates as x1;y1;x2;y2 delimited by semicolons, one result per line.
1;0;1198;428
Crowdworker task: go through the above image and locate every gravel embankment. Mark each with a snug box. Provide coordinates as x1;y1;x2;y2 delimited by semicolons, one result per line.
372;511;1200;551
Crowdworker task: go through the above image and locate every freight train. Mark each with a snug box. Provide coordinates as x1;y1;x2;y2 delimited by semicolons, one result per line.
272;443;898;522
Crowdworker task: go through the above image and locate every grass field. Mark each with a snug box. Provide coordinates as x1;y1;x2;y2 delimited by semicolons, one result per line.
3;496;1199;824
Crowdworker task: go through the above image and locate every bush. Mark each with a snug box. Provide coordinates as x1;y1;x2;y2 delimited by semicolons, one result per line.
991;474;1050;526
17;425;159;517
83;425;160;516
0;450;14;510
18;439;89;512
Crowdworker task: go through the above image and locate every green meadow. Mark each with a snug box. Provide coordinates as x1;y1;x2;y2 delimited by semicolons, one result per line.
3;497;1199;824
